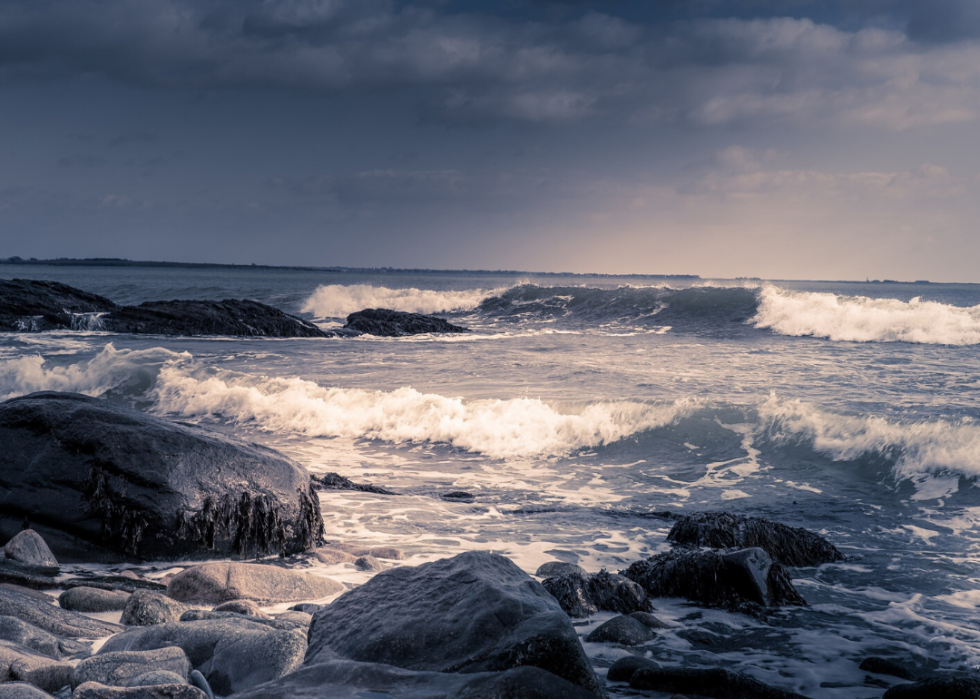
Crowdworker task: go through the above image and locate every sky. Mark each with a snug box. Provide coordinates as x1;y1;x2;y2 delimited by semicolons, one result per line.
1;0;979;280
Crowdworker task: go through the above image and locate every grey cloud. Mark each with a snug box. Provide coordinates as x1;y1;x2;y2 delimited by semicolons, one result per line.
109;130;159;146
58;154;108;167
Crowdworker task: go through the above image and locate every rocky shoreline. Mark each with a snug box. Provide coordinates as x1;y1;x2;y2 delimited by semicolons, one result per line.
0;391;973;699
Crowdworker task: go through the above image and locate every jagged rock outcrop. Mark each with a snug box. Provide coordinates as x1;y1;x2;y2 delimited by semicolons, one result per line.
310;473;396;495
0;279;115;332
542;568;649;618
0;392;324;562
343;308;469;336
667;512;845;566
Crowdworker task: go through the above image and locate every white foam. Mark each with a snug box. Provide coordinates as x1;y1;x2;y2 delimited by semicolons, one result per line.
301;284;504;318
753;286;980;344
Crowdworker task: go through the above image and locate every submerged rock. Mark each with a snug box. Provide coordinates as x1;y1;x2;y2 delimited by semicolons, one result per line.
310;473;396;495
0;682;56;699
622;547;806;611
167;562;344;605
3;532;58;571
306;551;601;695
0;618;63;659
104;299;327;337
0;392;324;561
668;512;845;567
859;656;916;680
629;667;810;698
344;308;470;337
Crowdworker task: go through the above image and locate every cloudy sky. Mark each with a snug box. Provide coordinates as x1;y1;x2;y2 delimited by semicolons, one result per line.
1;0;979;280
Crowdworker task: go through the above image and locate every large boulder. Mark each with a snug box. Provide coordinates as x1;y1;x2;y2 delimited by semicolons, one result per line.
584;615;655;646
98;618;307;696
344;309;469;337
0;392;324;561
3;532;57;571
667;512;845;566
232;659;599;699
167;562;344;605
71;648;191;689
120;591;190;626
104;299;327;338
72;682;207;699
622;547;806;611
306;551;601;695
0;682;55;699
0;586;121;639
0;640;71;693
0;618;62;659
59;588;130;614
0;279;116;332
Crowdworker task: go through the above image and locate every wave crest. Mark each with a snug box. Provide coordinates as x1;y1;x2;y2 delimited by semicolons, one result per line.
301;284;498;318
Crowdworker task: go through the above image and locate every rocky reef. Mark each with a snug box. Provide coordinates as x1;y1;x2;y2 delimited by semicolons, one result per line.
343;308;470;336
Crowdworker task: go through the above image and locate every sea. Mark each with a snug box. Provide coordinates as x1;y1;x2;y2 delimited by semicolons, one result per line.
4;262;980;697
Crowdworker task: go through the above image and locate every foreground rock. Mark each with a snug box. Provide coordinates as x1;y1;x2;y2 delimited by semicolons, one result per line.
606;656;661;683
167;562;344;605
630;667;810;698
0;640;71;693
344;309;469;337
882;678;980;698
104;299;327;337
0;586;121;639
0;279;115;332
668;512;845;566
0;682;56;699
3;532;57;571
73;682;207;699
542;568;649;618
307;551;601;695
622;547;807;611
0;392;324;561
121;591;190;626
234;659;598;699
99;618;306;696
71;647;191;689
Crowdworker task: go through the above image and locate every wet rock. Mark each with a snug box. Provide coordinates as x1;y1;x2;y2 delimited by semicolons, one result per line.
98;618;307;697
306;551;601;695
0;640;72;693
860;656;916;680
61;577;167;594
167;562;343;605
289;603;322;614
668;512;845;567
630;667;810;698
231;659;599;699
212;600;268;618
882;678;980;698
606;655;662;683
311;549;357;565
354;556;383;572
71;647;191;689
0;586;121;639
0;279;116;333
121;591;190;627
310;473;395;495
0;392;324;562
0;618;62;659
0;682;56;699
344;309;470;337
58;588;130;614
72;682;207;699
535;562;587;578
585;616;656;646
124;671;188;687
543;569;650;618
3;531;57;571
629;612;672;629
0;561;59;591
441;491;474;502
541;571;596;617
622;547;807;611
104;299;327;338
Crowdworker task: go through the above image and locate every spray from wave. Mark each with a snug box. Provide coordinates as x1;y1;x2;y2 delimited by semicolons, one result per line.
301;284;501;318
753;287;980;345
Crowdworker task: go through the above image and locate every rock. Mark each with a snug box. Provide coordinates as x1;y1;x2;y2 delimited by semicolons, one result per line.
0;279;116;333
0;682;56;699
188;670;213;699
622;547;807;611
71;648;191;689
58;588;130;614
99;618;307;696
630;667;810;698
167;562;344;605
311;549;357;565
212;600;268;618
0;640;72;693
860;656;916;680
121;591;190;627
0;392;324;562
306;551;601;695
0;586;121;639
177;611;302;635
323;542;405;560
117;571;139;581
882;678;980;698
231;659;599;699
61;577;167;594
629;611;672;629
310;473;396;495
271;612;312;633
441;491;475;502
124;671;188;687
0;560;59;591
585;616;656;646
606;655;662;682
72;682;207;699
104;299;328;338
343;309;470;337
667;512;845;567
543;569;650;618
535;562;587;578
3;532;58;570
0;618;62;659
289;603;322;614
354;556;383;572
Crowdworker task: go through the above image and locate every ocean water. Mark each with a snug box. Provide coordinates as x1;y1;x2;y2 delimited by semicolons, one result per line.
5;263;980;695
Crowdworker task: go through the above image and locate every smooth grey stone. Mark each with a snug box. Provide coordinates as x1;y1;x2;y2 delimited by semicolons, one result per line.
121;591;189;627
0;617;61;658
72;647;191;689
3;532;57;570
344;309;469;337
0;682;56;699
353;556;382;572
585;615;656;646
58;588;130;614
0;587;120;639
0;639;71;693
535;562;587;578
629;612;672;629
167;562;343;605
212;600;268;618
271;611;312;633
72;682;207;699
123;671;188;687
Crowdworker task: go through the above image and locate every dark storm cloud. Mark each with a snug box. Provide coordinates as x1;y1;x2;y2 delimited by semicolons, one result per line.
1;0;977;129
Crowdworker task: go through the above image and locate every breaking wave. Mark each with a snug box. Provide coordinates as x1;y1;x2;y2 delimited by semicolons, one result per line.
301;284;500;318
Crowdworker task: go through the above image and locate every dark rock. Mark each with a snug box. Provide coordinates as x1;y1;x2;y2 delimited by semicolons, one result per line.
629;612;672;629
344;308;470;337
883;678;980;698
543;569;650;618
0;618;62;659
630;667;810;699
306;551;601;695
0;586;121;639
0;392;324;562
289;603;322;614
585;615;655;646
124;671;188;687
121;591;190;627
0;640;72;693
104;299;327;337
441;491;475;502
0;682;55;699
271;612;312;633
0;561;59;591
668;512;845;567
61;577;167;594
189;670;213;699
310;472;396;495
71;648;191;689
535;562;587;578
606;655;661;683
212;600;268;618
354;556;382;572
177;611;302;634
72;682;207;699
58;588;130;614
622;547;807;611
859;656;916;680
231;659;599;699
98;618;307;696
0;279;116;332
167;562;343;605
3;531;57;570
